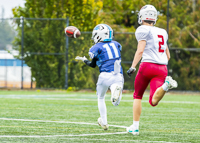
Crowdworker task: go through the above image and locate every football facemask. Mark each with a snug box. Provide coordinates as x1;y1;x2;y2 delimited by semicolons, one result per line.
138;5;158;25
91;24;113;44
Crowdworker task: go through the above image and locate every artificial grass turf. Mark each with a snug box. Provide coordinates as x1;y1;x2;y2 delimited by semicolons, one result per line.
0;90;199;142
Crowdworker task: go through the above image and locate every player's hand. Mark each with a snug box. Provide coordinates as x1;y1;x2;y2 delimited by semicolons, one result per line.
75;56;87;62
127;67;136;77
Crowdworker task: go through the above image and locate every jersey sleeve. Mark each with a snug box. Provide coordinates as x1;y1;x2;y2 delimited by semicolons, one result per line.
165;30;168;42
89;45;99;59
118;43;122;51
113;41;122;51
84;58;97;68
135;26;150;42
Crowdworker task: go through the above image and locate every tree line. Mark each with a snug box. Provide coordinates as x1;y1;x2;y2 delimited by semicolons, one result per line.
12;0;200;90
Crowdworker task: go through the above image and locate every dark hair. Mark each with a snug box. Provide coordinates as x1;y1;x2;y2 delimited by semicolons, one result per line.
143;20;154;25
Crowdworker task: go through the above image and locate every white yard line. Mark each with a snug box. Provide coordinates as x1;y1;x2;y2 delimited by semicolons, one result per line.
0;118;127;138
0;132;127;138
66;137;180;143
0;118;127;129
0;136;181;143
0;94;142;97
0;118;180;143
0;96;199;104
0;94;77;97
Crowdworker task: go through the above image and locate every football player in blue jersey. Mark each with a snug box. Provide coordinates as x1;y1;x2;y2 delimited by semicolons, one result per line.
75;24;124;130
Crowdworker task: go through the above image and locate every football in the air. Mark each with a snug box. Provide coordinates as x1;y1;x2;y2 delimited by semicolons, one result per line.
65;26;81;38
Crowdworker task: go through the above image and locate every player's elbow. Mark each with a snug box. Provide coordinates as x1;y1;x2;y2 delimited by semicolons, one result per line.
167;53;170;60
136;46;144;56
168;55;170;61
137;50;144;56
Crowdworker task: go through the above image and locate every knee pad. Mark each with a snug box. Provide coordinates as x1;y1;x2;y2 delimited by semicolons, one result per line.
110;85;122;106
112;96;121;106
110;83;123;95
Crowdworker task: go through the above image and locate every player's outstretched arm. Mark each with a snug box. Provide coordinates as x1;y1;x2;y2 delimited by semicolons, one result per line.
84;58;97;68
75;56;97;68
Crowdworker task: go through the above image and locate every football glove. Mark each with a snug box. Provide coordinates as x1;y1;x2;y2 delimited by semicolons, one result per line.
127;67;136;77
75;56;87;62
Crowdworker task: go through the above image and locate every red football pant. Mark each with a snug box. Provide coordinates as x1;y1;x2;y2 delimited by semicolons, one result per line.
133;62;168;106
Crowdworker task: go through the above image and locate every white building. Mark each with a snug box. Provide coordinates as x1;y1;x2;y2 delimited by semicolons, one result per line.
0;50;35;88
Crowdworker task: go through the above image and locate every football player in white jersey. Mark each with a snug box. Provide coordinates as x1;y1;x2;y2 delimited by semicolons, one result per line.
126;5;178;135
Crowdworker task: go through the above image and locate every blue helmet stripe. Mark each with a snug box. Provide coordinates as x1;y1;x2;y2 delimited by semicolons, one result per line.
103;24;112;39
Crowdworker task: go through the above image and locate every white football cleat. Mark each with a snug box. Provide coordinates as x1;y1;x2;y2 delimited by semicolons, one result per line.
165;76;178;89
126;125;139;135
111;86;122;103
98;117;109;130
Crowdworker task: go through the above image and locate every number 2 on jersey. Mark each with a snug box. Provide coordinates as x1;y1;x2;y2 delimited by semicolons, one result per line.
103;43;119;59
158;35;164;53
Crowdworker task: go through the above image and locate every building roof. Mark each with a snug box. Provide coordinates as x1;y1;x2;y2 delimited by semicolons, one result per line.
0;50;19;59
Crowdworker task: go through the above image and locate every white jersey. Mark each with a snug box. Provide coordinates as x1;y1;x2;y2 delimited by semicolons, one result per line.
135;25;168;65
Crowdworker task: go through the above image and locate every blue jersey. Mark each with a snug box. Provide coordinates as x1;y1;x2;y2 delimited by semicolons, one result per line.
89;41;123;74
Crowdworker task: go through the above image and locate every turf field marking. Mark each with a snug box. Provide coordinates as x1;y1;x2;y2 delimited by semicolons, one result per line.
0;118;127;129
65;137;180;143
0;96;199;104
0;135;180;143
0;132;127;138
0;118;128;138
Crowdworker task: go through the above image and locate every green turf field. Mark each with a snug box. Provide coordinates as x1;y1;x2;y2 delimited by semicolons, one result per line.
0;90;199;143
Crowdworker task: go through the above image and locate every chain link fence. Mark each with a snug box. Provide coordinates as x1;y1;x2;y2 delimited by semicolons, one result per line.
0;18;199;91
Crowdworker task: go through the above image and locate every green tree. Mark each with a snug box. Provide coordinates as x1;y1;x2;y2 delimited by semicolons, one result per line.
165;0;200;90
12;0;103;88
12;0;200;90
101;0;200;90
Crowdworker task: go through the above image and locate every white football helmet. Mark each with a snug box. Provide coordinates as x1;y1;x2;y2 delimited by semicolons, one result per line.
138;5;157;25
92;24;113;44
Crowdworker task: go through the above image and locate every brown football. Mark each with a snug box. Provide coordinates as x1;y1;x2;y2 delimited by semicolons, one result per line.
65;26;81;38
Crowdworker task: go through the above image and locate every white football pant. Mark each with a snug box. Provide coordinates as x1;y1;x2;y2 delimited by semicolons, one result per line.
96;72;124;125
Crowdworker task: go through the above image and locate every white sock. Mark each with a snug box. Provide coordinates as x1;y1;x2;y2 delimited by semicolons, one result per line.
133;121;139;129
162;82;169;91
98;98;107;125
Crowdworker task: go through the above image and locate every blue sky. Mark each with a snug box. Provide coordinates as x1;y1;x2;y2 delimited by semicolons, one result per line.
0;0;25;18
